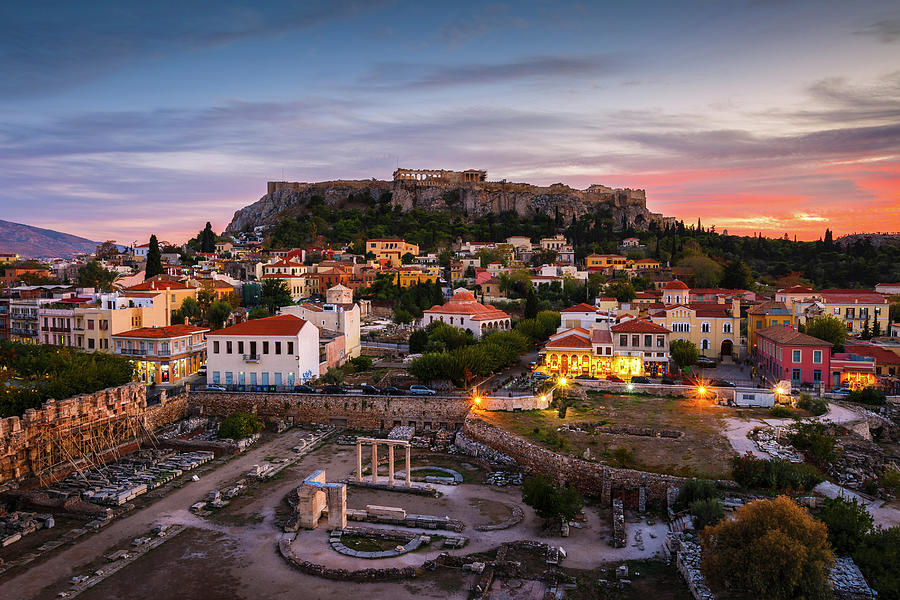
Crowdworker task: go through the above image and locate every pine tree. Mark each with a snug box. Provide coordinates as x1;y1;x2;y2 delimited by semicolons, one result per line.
144;235;163;279
872;318;881;338
861;317;871;340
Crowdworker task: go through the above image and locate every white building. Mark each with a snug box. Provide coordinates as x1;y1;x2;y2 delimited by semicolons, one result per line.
875;283;900;296
133;243;150;259
420;288;511;338
206;314;319;387
280;284;361;358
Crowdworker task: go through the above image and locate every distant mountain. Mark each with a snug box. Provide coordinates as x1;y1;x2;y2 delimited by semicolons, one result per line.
0;220;100;258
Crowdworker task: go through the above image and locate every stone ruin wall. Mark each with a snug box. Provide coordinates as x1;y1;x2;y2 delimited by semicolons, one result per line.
0;382;189;485
462;416;687;508
190;391;472;431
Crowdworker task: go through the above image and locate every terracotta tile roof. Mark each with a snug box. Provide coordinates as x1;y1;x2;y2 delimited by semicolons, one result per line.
207;314;308;337
757;326;830;346
664;280;689;290
261;273;302;279
634;258;660;264
591;328;612;344
127;280;191;291
114;324;209;339
544;332;593;350
777;285;814;294
819;289;888;304
423;289;510;320
747;301;789;315
844;344;900;365
611;319;670;334
266;259;304;268
560;303;598;313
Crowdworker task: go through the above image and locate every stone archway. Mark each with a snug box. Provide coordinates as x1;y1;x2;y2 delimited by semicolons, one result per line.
720;339;733;358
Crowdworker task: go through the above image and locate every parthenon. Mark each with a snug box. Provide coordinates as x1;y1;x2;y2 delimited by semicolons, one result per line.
392;168;486;183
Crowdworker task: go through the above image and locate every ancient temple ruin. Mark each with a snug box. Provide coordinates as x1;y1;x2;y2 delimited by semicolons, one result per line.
392;168;486;183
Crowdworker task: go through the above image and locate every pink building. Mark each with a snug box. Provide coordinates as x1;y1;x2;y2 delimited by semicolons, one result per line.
756;325;830;389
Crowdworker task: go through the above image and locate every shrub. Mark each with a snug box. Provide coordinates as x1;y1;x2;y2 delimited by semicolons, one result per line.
817;497;874;555
788;422;837;464
320;367;345;385
676;479;718;509
522;474;583;521
731;453;824;492
690;498;725;530
701;496;833;600
218;412;263;440
797;392;813;410
349;356;373;372
854;527;900;599
847;387;886;405
609;446;635;468
810;397;828;416
769;405;794;418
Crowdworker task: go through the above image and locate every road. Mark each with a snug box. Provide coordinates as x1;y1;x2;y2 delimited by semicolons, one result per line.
1;429;315;599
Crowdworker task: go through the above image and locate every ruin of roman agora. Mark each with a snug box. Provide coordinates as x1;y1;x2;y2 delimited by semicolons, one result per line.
2;166;899;600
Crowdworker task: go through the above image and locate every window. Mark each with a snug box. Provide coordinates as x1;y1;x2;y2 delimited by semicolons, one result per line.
238;341;244;354
813;350;822;364
287;341;294;354
250;372;257;385
701;322;710;333
792;368;801;381
755;320;762;329
723;322;732;333
213;341;220;354
846;307;855;318
226;341;232;354
813;369;822;382
657;336;665;347
88;320;94;330
88;338;95;349
644;335;652;347
274;372;282;385
212;371;220;383
262;372;269;385
249;341;257;356
225;372;233;385
631;335;639;347
619;335;627;346
701;339;710;350
792;349;801;363
275;341;282;354
263;341;269;354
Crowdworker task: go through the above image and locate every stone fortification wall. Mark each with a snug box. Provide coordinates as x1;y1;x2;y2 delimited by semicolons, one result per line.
229;178;666;233
462;417;687;508
0;383;188;485
190;391;471;431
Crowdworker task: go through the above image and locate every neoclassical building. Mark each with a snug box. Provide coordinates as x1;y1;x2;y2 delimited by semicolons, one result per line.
420;289;511;338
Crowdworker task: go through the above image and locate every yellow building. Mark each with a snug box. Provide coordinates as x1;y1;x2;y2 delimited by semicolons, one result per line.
0;253;19;265
113;324;209;384
631;258;661;271
366;238;419;267
397;266;440;288
126;280;199;322
585;254;627;270
747;301;794;354
649;298;741;358
73;292;169;352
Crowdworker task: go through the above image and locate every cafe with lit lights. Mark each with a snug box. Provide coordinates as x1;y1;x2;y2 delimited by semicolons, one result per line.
112;324;209;385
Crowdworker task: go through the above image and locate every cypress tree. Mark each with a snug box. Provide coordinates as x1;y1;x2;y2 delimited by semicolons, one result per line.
200;222;216;253
145;235;163;279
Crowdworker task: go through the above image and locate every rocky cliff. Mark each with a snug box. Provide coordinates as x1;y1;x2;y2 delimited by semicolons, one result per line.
226;179;671;233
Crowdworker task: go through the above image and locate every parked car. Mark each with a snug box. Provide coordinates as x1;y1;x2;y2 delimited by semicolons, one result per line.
528;361;537;370
360;384;380;395
532;372;551;380
832;387;852;395
630;376;651;384
321;385;348;394
696;356;717;368
197;365;207;376
205;384;226;391
606;375;624;382
661;377;676;385
409;385;437;396
710;378;736;388
380;386;403;395
575;374;596;380
293;384;316;394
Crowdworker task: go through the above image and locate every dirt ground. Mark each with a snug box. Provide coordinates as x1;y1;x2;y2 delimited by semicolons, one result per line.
482;389;735;479
8;431;688;600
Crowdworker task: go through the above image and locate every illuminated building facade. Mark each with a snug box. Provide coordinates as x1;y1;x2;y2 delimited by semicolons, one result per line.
113;324;209;385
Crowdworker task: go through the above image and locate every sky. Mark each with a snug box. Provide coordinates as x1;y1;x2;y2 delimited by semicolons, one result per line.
1;0;899;244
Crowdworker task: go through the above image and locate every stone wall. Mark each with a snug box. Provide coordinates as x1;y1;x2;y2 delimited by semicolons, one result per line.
462;417;687;508
479;394;550;411
0;383;189;485
191;391;471;431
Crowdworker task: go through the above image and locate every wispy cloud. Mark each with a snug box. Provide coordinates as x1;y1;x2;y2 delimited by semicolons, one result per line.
436;4;527;47
855;16;900;43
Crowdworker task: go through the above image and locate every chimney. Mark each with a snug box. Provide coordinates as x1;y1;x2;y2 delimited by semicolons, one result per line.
184;316;189;325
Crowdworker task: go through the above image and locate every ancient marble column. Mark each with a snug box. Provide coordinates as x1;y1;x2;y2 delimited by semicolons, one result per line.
371;442;378;484
405;445;412;487
388;444;395;487
356;441;362;482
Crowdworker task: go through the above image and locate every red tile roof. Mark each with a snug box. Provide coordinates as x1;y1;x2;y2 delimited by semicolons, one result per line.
819;289;888;304
423;289;510;320
560;303;598;313
757;326;831;346
206;314;308;337
777;285;814;294
611;319;670;333
544;332;592;349
114;324;208;339
843;344;900;365
127;280;191;291
664;280;689;290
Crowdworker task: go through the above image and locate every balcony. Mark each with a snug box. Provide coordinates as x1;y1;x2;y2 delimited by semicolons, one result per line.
243;354;261;363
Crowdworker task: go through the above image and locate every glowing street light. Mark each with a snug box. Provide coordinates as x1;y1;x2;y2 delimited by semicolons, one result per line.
626;383;634;392
775;386;784;395
697;386;707;396
558;377;568;386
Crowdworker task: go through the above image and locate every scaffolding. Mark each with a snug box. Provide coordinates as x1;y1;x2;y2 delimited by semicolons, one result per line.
31;409;159;487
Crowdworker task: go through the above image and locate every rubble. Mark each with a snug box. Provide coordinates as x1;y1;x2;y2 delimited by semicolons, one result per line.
830;557;877;600
666;532;716;600
749;427;803;462
484;471;523;487
610;499;626;548
0;511;54;548
452;432;517;466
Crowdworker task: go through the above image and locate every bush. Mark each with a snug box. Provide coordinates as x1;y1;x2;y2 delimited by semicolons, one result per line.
731;453;824;492
676;479;719;509
847;387;886;405
810;397;828;416
320;367;345;385
797;392;813;410
522;474;583;521
690;498;725;530
769;405;794;417
609;446;635;468
788;422;837;464
701;496;833;600
854;527;900;599
218;412;263;440
349;356;373;372
817;497;874;555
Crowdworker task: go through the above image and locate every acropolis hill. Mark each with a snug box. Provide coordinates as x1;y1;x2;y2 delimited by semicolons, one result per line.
226;168;672;233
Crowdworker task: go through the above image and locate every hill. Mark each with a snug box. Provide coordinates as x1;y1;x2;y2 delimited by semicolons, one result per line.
0;220;100;258
226;176;674;234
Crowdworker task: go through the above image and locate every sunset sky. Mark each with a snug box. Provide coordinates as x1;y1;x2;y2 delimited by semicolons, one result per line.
1;0;898;243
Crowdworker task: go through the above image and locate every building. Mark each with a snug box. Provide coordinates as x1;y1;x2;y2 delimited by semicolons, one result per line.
0;298;8;340
396;266;440;288
775;285;817;309
539;318;670;379
747;301;794;354
649;297;741;358
0;253;19;265
631;258;661;271
875;283;900;296
585;254;627;270
829;353;877;390
113;324;209;384
126;280;199;321
844;344;900;378
504;236;532;251
792;289;889;335
74;292;169;352
621;237;640;247
420;289;511;338
559;303;615;331
392;168;486;183
661;280;690;305
366;239;419;267
39;296;96;346
262;259;307;277
133;243;151;259
756;326;831;389
280;284;361;359
1;267;52;287
539;234;568;252
206;314;319;388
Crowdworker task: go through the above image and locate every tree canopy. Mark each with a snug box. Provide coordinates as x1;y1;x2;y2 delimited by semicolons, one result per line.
144;234;164;279
521;474;583;521
804;314;848;351
76;260;117;291
259;278;293;314
670;339;699;369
